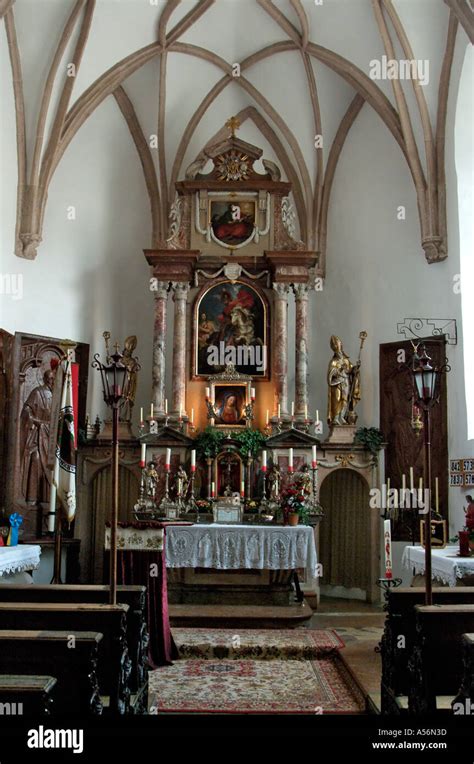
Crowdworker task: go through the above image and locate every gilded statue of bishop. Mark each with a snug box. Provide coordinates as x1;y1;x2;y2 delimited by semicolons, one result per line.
327;332;367;426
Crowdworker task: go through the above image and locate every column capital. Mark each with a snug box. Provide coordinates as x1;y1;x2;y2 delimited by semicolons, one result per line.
152;280;169;300
171;281;190;300
293;283;310;300
272;282;290;298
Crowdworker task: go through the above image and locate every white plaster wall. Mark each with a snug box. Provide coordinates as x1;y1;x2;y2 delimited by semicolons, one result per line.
0;1;472;584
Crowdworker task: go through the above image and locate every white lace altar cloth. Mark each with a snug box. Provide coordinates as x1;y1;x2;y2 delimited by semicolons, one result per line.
402;545;474;587
104;526;164;552
0;545;41;577
165;524;317;573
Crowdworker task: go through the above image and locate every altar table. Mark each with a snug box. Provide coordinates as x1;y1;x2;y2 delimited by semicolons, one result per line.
402;545;474;587
0;544;41;584
104;525;178;666
165;524;318;574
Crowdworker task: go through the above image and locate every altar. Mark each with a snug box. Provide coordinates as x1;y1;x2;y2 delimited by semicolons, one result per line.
0;544;41;584
402;545;474;587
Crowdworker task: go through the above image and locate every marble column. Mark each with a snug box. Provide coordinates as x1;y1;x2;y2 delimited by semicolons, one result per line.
152;281;169;414
171;282;189;416
294;283;310;419
272;283;290;416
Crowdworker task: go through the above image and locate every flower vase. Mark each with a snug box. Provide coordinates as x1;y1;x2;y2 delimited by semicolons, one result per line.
288;512;299;527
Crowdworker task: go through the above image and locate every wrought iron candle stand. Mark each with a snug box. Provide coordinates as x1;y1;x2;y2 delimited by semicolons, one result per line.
187;469;200;523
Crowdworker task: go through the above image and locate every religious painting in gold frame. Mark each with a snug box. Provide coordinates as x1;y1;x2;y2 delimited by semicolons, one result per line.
420;519;447;549
211;381;249;428
194;280;268;379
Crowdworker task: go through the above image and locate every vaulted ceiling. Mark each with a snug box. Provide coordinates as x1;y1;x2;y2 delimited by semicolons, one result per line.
2;0;472;270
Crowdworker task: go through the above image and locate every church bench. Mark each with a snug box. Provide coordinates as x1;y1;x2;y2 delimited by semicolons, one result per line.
0;675;57;717
0;585;148;692
0;603;131;715
0;630;103;716
408;605;474;714
452;633;474;714
380;587;474;714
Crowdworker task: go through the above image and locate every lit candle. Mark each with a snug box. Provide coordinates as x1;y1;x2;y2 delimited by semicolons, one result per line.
191;450;196;472
205;387;210;400
241;480;245;498
384;519;392;579
140;407;144;424
266;410;269;425
251;387;255;400
288;448;294;471
409;466;414;492
211;481;215;498
435;476;439;513
150;402;154;419
262;451;267;472
165;398;168;414
165;448;171;470
291;401;295;417
312;445;317;468
191;408;194;424
277;403;281;419
140;443;146;468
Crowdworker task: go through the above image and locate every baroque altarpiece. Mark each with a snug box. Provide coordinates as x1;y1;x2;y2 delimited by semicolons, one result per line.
75;129;380;603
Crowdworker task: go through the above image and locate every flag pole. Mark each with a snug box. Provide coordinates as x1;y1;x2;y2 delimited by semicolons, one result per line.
51;508;63;584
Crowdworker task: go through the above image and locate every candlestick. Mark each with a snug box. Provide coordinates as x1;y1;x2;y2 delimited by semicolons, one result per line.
311;445;317;468
288;448;294;472
191;450;196;471
262;450;267;471
211;481;215;498
241;480;245;498
165;447;171;470
384;519;392;579
140;443;146;468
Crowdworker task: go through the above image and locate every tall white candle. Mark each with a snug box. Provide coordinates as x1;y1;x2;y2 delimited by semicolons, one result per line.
251;387;255;400
241;480;245;497
277;403;281;419
165;398;168;414
384;519;392;579
316;409;319;423
409;466;414;491
140;407;144;423
191;408;194;424
211;481;215;497
312;445;317;466
288;448;294;470
262;451;267;470
205;387;210;399
402;473;406;492
291;401;295;416
165;447;171;467
304;404;308;420
191;450;196;471
266;409;269;425
150;402;154;419
140;443;146;467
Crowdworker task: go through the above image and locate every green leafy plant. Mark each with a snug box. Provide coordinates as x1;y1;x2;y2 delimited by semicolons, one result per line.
354;427;385;461
232;428;266;458
195;426;226;459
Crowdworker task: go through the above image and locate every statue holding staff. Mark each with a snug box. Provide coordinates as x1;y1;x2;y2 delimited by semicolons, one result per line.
327;332;367;426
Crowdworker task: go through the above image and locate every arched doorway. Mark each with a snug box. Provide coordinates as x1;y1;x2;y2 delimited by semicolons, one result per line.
319;468;371;601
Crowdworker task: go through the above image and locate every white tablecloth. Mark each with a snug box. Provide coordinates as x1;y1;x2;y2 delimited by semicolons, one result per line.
165;524;317;573
402;545;474;587
0;545;41;578
104;526;164;551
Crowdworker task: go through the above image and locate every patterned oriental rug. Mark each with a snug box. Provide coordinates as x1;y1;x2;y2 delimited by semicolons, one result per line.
149;656;365;714
173;627;345;660
149;628;366;714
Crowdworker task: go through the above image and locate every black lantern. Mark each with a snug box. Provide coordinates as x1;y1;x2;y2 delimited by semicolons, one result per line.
94;347;131;408
412;346;439;406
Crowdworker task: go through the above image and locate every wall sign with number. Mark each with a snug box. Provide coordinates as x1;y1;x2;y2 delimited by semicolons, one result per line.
450;458;474;488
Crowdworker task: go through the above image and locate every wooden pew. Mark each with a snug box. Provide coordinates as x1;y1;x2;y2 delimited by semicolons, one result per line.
452;633;474;714
0;631;103;716
0;675;57;717
0;603;130;714
381;587;474;714
408;605;474;714
0;585;148;693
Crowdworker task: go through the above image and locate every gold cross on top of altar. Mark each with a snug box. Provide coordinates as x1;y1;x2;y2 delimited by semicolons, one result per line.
226;116;241;137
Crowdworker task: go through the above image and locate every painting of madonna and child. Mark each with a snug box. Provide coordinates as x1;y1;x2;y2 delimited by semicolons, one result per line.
195;281;267;377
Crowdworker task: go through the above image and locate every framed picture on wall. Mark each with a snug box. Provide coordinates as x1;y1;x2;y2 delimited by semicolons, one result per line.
213;383;247;427
194;280;268;378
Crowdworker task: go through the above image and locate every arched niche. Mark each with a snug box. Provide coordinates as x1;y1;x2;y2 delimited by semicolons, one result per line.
318;468;376;603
